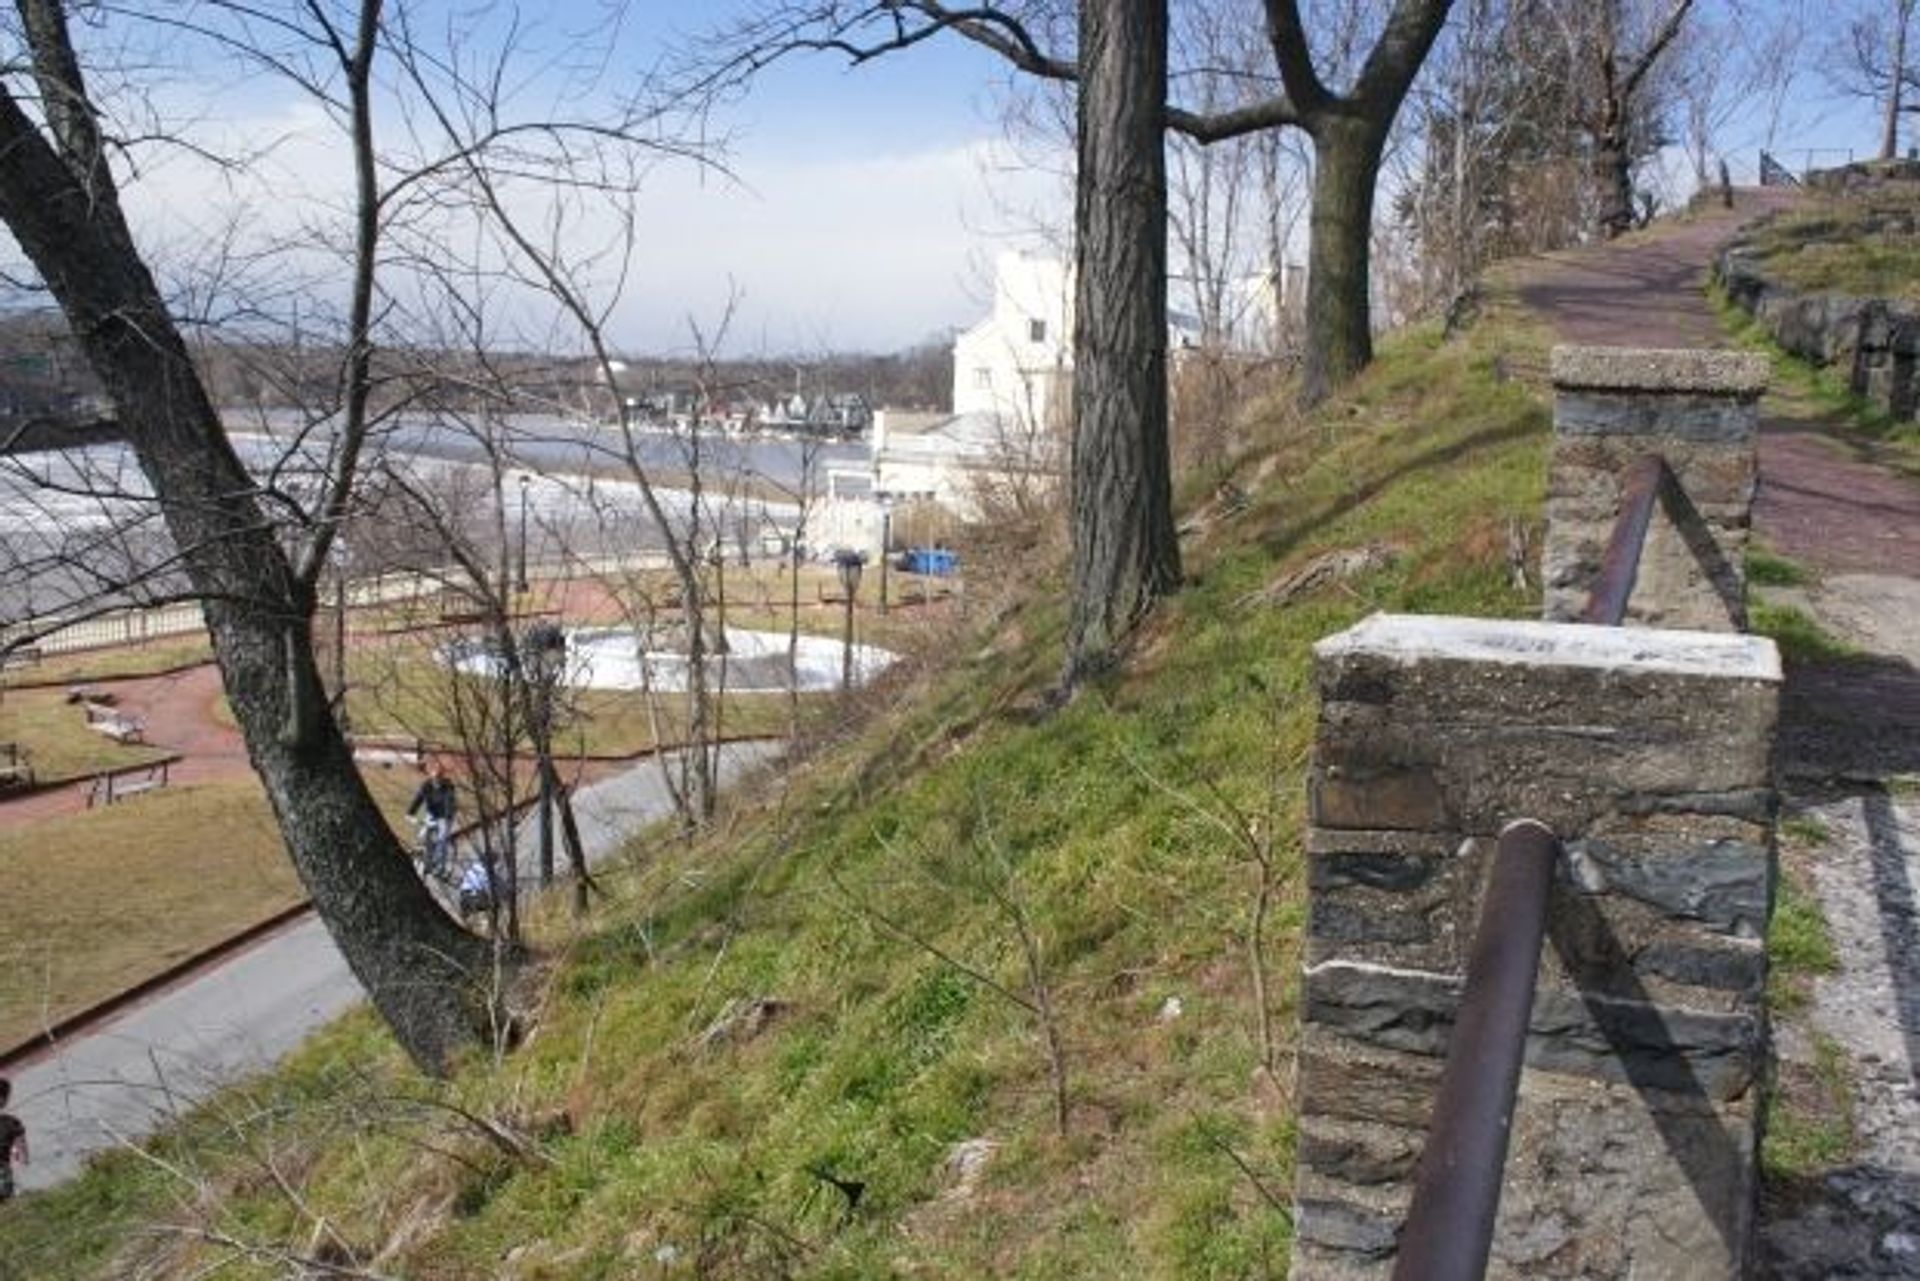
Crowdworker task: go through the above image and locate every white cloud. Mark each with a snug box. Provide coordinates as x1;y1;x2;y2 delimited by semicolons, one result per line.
54;88;1070;358
618;137;1067;354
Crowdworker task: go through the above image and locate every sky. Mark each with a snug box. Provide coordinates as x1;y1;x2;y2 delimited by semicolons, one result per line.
2;0;1901;360
102;1;1076;359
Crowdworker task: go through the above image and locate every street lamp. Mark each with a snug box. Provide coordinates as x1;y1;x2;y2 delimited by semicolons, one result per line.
333;537;350;733
515;473;531;597
524;621;567;888
877;495;893;616
833;549;865;693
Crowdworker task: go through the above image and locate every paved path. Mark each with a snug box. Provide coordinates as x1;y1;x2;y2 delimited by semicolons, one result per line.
9;740;778;1190
1519;193;1920;1277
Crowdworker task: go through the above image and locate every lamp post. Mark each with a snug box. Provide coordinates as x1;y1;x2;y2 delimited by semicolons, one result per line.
524;621;567;889
333;537;349;733
833;549;865;693
877;495;892;616
515;473;531;597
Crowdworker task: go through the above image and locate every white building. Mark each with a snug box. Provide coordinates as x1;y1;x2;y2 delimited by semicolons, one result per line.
814;252;1277;557
951;252;1073;432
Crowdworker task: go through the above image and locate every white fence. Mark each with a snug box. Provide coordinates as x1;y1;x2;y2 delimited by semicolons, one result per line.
3;601;208;657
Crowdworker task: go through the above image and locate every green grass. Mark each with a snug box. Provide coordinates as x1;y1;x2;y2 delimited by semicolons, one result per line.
0;306;1552;1280
1743;190;1920;302
1747;548;1812;588
1780;814;1831;846
1768;867;1840;993
1710;282;1920;475
1751;601;1857;663
1763;1033;1857;1179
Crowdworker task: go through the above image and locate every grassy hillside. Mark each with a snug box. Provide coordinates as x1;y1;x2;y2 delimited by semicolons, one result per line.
0;307;1551;1280
1739;185;1920;302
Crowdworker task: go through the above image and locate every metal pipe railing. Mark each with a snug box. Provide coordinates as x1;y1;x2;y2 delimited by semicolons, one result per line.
1582;454;1674;627
1392;819;1561;1281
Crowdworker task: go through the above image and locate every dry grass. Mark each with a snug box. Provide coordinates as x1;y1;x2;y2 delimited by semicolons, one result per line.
0;771;419;1049
1;637;213;689
0;687;173;784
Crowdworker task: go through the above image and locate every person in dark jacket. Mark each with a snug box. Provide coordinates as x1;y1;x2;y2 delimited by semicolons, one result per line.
407;762;458;877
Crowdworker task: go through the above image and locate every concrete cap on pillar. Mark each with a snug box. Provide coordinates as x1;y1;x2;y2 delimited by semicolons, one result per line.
1550;346;1771;397
1313;612;1783;683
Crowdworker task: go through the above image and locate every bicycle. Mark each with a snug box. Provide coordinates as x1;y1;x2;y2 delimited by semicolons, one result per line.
414;815;456;885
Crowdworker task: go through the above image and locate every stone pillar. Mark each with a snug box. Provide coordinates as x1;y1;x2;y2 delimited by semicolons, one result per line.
1543;347;1768;631
1292;613;1780;1280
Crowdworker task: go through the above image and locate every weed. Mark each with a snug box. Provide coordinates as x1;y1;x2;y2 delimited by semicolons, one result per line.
1769;865;1840;1020
1763;1034;1857;1179
1746;548;1812;588
1751;602;1857;664
1780;815;1831;846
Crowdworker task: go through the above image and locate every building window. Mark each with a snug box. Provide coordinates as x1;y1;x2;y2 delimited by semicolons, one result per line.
1028;318;1047;343
973;367;992;388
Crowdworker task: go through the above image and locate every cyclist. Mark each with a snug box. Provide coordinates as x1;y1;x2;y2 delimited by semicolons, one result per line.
406;762;458;879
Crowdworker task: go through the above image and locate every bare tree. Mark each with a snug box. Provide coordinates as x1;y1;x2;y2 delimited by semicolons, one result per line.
0;0;497;1071
1559;0;1698;237
696;0;1453;682
1827;0;1919;159
0;1;700;1070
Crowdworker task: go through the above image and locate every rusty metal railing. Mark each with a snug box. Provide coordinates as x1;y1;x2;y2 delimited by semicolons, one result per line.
1583;454;1679;627
1393;456;1694;1278
1391;820;1561;1281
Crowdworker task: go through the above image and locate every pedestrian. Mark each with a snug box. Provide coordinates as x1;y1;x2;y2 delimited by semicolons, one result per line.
458;856;498;918
407;761;458;877
0;1077;27;1202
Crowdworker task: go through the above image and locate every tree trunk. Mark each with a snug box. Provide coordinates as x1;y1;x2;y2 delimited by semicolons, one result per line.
1300;116;1389;408
1885;0;1911;161
1595;128;1637;238
1063;0;1181;683
0;75;496;1077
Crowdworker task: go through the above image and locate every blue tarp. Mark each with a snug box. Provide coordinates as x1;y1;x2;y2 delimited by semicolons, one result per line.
896;547;959;576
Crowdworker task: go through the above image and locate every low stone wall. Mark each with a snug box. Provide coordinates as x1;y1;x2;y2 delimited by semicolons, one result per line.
1543;347;1766;630
1717;239;1920;424
1290;614;1781;1279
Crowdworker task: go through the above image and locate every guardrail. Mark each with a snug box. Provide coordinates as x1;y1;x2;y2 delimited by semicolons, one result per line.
1392;449;1716;1280
1393;820;1561;1281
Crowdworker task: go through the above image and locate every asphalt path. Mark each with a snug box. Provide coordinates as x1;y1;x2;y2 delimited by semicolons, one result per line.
9;739;779;1190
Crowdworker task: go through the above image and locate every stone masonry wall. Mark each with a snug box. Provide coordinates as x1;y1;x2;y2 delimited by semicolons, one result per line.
1290;614;1781;1280
1717;235;1920;425
1542;347;1767;631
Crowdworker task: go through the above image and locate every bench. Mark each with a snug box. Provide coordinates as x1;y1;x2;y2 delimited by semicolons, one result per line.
82;701;145;743
0;742;34;790
88;760;170;807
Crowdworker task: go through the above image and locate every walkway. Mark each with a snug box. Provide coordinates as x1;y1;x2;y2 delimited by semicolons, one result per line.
1520;195;1920;1277
9;740;780;1190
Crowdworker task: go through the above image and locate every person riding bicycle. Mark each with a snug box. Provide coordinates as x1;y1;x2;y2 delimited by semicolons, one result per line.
407;762;458;878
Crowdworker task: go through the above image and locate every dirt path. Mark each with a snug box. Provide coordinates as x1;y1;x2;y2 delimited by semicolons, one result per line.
1519;196;1920;1277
